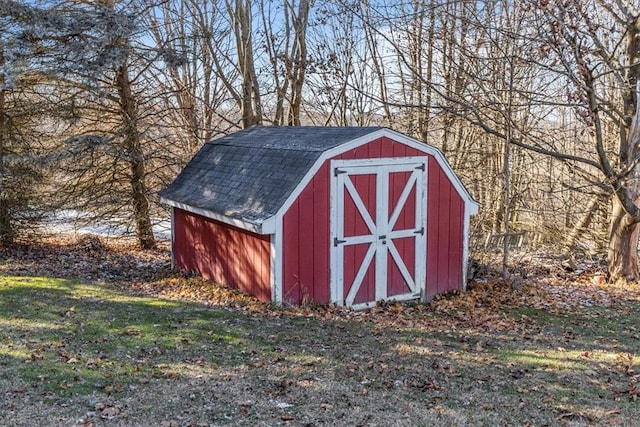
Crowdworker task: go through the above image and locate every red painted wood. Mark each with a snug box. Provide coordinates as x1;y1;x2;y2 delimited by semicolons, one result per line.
388;170;414;297
312;163;330;303
298;181;315;302
343;174;357;299
436;168;452;294
282;165;333;305
388;236;415;297
278;135;467;305
388;171;402;294
448;190;464;291
345;173;376;303
355;258;375;304
172;208;271;301
381;138;394;158
424;156;466;297
369;136;383;158
283;198;301;304
426;157;440;299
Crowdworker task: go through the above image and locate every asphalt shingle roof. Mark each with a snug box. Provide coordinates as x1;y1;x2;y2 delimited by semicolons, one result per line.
160;126;384;224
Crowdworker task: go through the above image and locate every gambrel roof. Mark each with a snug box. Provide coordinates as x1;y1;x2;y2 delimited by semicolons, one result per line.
160;125;478;234
160;126;382;224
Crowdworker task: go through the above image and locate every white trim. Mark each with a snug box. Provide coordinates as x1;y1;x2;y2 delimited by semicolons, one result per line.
331;158;427;307
160;197;262;234
273;216;284;303
374;165;388;301
332;156;429;171
462;211;472;291
388;172;418;230
332;166;346;306
419;159;428;301
345;244;377;306
329;165;339;304
344;176;376;233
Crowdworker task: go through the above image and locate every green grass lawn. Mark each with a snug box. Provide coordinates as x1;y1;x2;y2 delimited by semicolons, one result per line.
1;274;639;426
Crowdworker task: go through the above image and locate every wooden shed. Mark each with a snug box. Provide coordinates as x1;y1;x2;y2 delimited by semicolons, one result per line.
160;126;479;308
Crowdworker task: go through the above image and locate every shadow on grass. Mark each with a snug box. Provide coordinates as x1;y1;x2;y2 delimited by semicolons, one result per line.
0;275;255;397
1;274;639;425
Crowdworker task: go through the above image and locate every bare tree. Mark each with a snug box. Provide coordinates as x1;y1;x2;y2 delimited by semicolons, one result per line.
260;0;310;125
338;0;634;273
144;0;230;152
225;0;263;128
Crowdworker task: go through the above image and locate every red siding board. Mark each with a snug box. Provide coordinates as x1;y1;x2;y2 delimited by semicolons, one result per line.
437;169;452;294
173;209;271;301
346;173;376;302
312;165;330;303
283;199;301;304
426;157;439;298
298;181;315;302
381;139;394;158
343;174;357;299
448;190;464;291
282;166;333;305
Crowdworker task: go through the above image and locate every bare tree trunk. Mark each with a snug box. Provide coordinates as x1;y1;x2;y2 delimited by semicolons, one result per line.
0;86;11;246
227;0;262;128
362;1;393;127
287;0;309;126
115;63;155;250
608;196;640;282
610;23;640;282
421;0;435;141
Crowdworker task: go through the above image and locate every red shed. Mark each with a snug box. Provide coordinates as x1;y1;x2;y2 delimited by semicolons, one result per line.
160;126;478;308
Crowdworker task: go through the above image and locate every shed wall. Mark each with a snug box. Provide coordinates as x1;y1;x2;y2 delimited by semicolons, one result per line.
281;136;465;304
173;208;272;302
426;156;464;299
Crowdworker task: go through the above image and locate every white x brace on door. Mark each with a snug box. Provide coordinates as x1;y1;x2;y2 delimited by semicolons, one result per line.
330;157;427;308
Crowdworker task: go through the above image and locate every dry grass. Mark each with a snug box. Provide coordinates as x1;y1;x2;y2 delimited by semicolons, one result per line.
1;236;640;426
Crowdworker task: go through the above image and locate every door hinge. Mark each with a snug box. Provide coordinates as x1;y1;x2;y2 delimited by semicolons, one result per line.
334;237;347;246
415;164;425;171
414;227;424;235
334;168;347;176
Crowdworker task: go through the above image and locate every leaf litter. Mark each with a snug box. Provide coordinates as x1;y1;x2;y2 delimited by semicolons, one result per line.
1;234;640;426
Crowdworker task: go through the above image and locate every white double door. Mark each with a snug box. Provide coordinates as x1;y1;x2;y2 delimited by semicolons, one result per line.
330;157;427;308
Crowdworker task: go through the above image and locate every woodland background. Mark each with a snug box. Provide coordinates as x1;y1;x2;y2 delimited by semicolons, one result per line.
2;0;639;278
